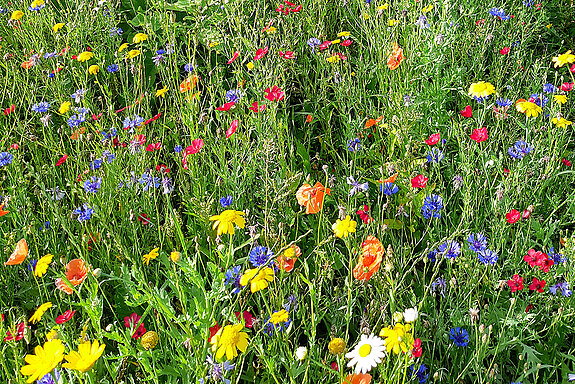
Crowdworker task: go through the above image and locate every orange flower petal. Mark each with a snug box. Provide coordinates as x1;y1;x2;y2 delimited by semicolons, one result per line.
4;239;28;265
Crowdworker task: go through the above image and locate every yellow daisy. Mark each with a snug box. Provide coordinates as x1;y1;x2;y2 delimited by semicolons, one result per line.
209;209;246;236
332;215;357;238
29;302;52;324
210;324;249;360
20;339;65;383
62;340;106;372
552;51;575;68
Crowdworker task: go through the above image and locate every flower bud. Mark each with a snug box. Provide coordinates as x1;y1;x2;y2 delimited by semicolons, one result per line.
295;346;308;361
170;251;181;263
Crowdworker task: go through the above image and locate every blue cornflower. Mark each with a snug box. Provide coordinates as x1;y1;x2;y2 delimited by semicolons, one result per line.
161;178;174;195
347;138;361;152
431;277;446;297
83;176;102;193
90;159;103;170
44;221;51;230
249;246;274;267
110;27;123;37
184;63;194;72
140;173;160;191
307;38;321;53
48;73;55;78
427;249;438;262
543;83;556;93
346;176;369;196
477;249;498;265
427;148;444;163
438;241;461;259
28;259;38;273
174;145;183;153
37;369;60;384
549;281;572;297
415;15;430;28
31;102;50;113
467;233;488;253
0;152;14;167
381;182;399;195
201;355;235;384
529;93;549;107
107;64;119;73
284;294;299;312
224;265;242;294
409;364;429;384
489;7;510;20
450;327;469;347
508;140;534;160
71;89;86;103
495;98;512;107
225;89;243;103
549;247;566;264
421;195;443;219
74;107;90;115
473;96;488;103
123;115;145;131
43;51;57;59
152;52;165;66
66;115;83;128
220;195;233;208
74;204;95;222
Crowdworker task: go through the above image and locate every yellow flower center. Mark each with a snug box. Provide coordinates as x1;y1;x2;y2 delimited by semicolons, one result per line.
359;344;371;357
220;326;240;346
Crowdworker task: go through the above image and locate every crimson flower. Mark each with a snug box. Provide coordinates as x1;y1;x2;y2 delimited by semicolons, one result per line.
208;322;221;342
216;101;235;111
264;86;285;102
143;113;161;126
3;104;15;115
470;127;488;143
561;159;572;166
249;101;266;113
506;209;520;224
500;47;510;55
183;139;204;170
156;164;170;174
10;143;18;149
460;105;472;118
522;209;531;220
529;277;546;293
571;63;575;73
279;51;295;59
56;309;76;324
425;133;440;145
138;214;150;225
356;205;373;224
411;174;428;189
340;40;352;46
318;41;331;51
56;154;68;166
524;249;544;268
124;313;146;339
538;256;554;273
330;362;338;371
5;322;27;342
234;311;253;328
254;46;269;61
412;338;422;357
226;120;239;138
227;51;240;64
507;274;523;292
560;82;574;92
525;304;534;313
145;142;162;152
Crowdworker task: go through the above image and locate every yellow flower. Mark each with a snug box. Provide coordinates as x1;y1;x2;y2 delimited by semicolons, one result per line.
326;55;340;63
143;247;159;266
515;100;542;117
546;24;552;28
328;338;346;355
118;43;129;52
246;62;254;70
20;339;65;383
552;117;572;129
362;13;370;20
265;26;276;34
209;41;220;48
468;81;495;99
332;215;357;238
46;330;58;341
59;101;71;114
52;23;65;32
553;94;567;105
30;0;44;8
132;33;148;43
422;4;434;12
337;31;350;37
77;51;94;62
331;39;341;44
379;323;413;354
88;65;99;75
141;331;159;349
11;10;24;20
210;324;249;360
126;49;140;59
155;87;169;98
209;209;246;236
170;251;181;263
240;267;275;293
378;3;389;10
34;254;53;277
552;51;575;68
62;340;106;372
268;309;289;325
388;19;398;26
29;302;52;324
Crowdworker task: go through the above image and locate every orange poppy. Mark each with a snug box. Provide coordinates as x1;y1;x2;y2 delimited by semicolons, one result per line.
381;173;398;184
353;236;384;281
296;182;331;214
387;42;404;70
70;127;86;140
179;74;199;93
343;373;372;384
55;259;88;294
0;204;9;217
21;61;33;69
365;116;384;129
4;239;28;265
276;244;302;272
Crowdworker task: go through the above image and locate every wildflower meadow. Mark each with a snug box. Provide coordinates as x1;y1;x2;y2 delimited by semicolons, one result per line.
1;0;575;383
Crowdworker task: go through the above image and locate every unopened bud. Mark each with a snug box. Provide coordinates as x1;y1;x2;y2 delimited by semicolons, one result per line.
482;333;488;343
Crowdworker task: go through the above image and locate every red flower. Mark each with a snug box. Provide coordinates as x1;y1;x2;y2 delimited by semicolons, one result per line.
56;154;68;166
234;311;253;328
3;104;15;115
56;309;76;324
249;101;266;113
216;101;235;111
5;322;28;342
156;164;170;174
143;113;161;126
460;105;472;118
124;313;146;339
411;174;428;189
525;304;534;313
254;46;269;61
138;214;150;225
503;168;510;177
356;205;373;224
208;322;221;343
470;127;488;143
279;51;295;59
476;19;485;25
412;338;422;357
425;133;440;145
145;142;162;152
330;362;339;371
340;40;353;47
227;51;240;64
560;82;574;92
524;249;540;267
500;47;510;55
182;139;204;170
571;64;575;73
264;86;285;102
561;158;572;166
226;120;239;138
529;277;546;293
506;209;520;224
318;41;331;51
538;255;554;273
10;143;19;150
507;274;523;292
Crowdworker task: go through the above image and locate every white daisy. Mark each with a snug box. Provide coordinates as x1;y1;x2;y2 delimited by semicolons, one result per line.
345;334;386;374
403;307;419;323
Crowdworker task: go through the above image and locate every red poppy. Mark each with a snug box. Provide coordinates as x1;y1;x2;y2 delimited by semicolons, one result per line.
216;101;235;111
138;214;150;225
560;82;574;92
506;209;520;224
460;105;472;118
182;139;205;170
279;51;295;59
156;164;170;174
264;86;284;102
254;46;269;61
341;40;353;47
500;47;510;55
56;154;68;166
525;304;534;313
227;51;240;64
249;101;266;113
425;133;440;145
56;259;88;294
412;338;422;357
522;209;531;220
318;41;331;51
5;322;28;342
3;104;15;115
10;143;19;150
470;127;488;143
507;274;523;292
145;142;162;152
124;313;146;339
411;174;428;189
529;277;546;293
56;309;76;324
234;311;254;328
330;362;339;371
353;236;384;281
226;120;239;138
208;322;221;342
561;158;572;166
296;182;331;214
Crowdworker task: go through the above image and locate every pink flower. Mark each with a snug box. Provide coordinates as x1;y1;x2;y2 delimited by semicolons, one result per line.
340;40;353;46
425;133;440;145
56;309;76;324
249;101;266;113
470;127;488;143
145;142;162;152
264;86;284;102
226;120;239;138
560;82;574;92
506;209;520;224
411;174;428;188
254;46;269;61
234;311;253;328
56;154;68;166
216;101;236;111
227;51;240;64
10;143;19;150
318;41;331;51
